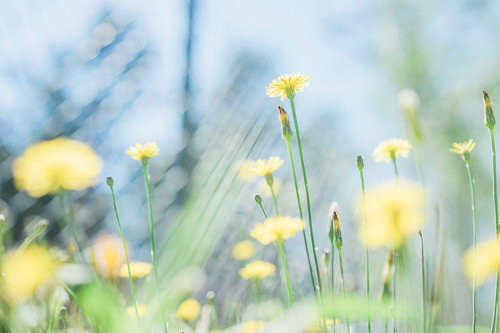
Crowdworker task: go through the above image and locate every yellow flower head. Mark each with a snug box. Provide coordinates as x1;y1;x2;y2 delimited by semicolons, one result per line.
176;298;201;321
90;235;126;279
258;179;282;197
244;157;284;177
1;245;59;303
450;139;476;156
13;138;102;197
232;240;255;260
266;73;310;101
239;260;275;280
126;304;147;317
464;238;500;286
373;138;412;163
356;181;425;249
126;142;159;161
119;261;153;279
250;216;304;245
244;321;265;333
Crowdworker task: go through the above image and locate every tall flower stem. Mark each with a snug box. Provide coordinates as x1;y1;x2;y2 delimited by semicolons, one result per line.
419;230;427;333
464;155;478;333
285;137;316;295
141;159;167;332
390;155;399;333
276;240;294;306
391;154;399;182
255;279;261;304
254;195;268;219
357;160;372;333
288;96;322;293
58;191;82;259
338;247;351;333
488;127;500;333
265;175;279;216
106;178;139;319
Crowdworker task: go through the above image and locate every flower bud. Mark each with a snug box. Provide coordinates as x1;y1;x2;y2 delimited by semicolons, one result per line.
483;91;496;129
329;202;343;249
254;194;263;206
356;155;364;171
278;106;293;140
106;177;114;187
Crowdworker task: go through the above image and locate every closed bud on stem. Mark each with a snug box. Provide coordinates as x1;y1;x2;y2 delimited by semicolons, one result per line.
356;155;364;171
206;290;216;302
483;91;496;129
106;176;114;187
323;248;330;270
254;194;263;206
329;202;343;250
278;106;293;140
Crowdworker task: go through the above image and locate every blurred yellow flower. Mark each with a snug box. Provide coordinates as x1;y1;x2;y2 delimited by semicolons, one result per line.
357;181;425;249
244;321;265;333
266;73;310;101
464;238;500;285
237;160;257;181
305;319;337;333
373;138;412;163
244;157;284;177
13;138;102;197
126;304;147;317
126;142;159;161
176;298;201;321
250;216;304;245
119;261;153;278
239;260;275;280
450;139;476;155
258;179;282;197
90;235;126;279
232;240;255;260
1;245;59;303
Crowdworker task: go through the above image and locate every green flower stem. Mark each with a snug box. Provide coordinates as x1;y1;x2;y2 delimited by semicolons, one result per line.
255;198;269;219
265;175;279;216
288;96;322;293
488;127;500;333
107;179;139;319
58;191;82;259
255;279;261;304
330;239;335;292
390;155;399;333
276;240;294;306
338;247;351;333
141;159;167;332
285;137;317;295
358;165;372;333
419;230;427;333
391;154;399;183
464;155;478;333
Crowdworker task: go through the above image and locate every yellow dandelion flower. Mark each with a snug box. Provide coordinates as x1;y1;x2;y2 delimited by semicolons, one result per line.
176;298;201;321
245;157;284;177
126;142;159;161
356;181;425;249
464;238;500;286
373;138;412;163
305;319;337;333
90;235;126;279
126;304;147;317
243;321;265;333
266;73;310;101
450;139;476;155
119;261;153;278
1;245;59;303
232;240;255;260
250;216;304;245
257;179;282;197
239;260;275;280
13;138;102;197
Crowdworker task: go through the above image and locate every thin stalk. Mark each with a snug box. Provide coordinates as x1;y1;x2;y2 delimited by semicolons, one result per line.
338;248;351;333
266;177;280;216
288;96;322;293
107;179;139;319
255;279;261;304
489;127;500;333
419;231;427;333
276;240;294;306
390;155;399;333
464;157;478;333
285;138;317;295
255;198;269;219
358;166;372;333
391;154;399;183
141;160;167;332
58;191;82;260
